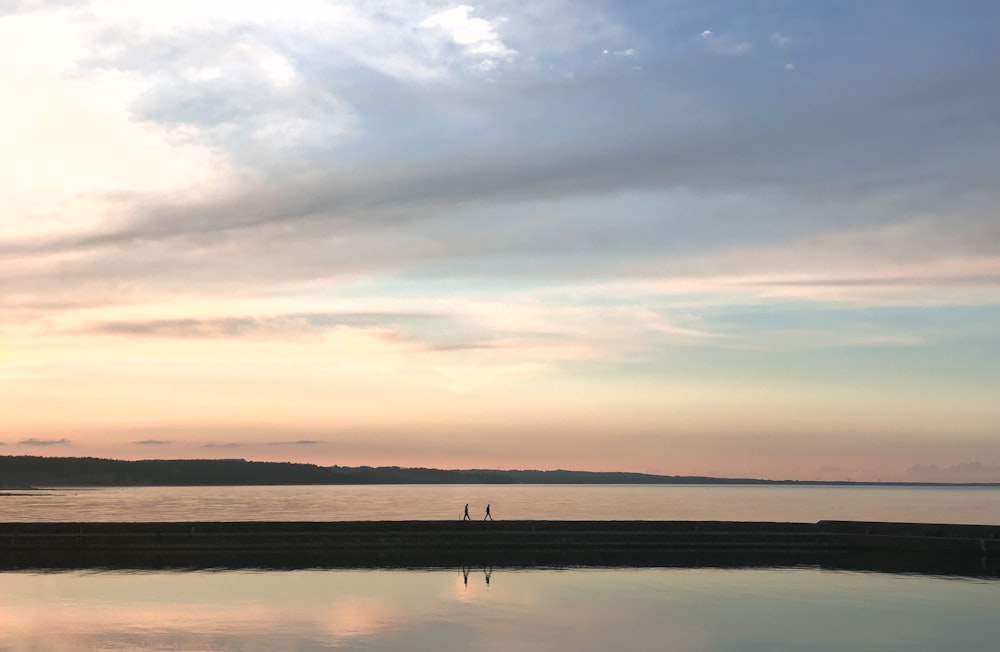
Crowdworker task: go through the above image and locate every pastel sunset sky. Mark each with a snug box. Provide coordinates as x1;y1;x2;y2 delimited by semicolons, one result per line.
2;0;998;481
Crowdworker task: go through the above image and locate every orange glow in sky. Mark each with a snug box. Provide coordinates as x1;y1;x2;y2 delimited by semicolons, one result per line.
2;1;998;482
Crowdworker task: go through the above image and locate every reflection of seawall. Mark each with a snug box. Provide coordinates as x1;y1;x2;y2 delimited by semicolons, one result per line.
1;520;998;577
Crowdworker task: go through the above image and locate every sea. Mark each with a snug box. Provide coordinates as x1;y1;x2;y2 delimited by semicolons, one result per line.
1;484;998;651
3;483;999;523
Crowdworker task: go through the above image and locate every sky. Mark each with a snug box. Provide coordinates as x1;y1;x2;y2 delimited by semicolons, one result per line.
1;0;998;482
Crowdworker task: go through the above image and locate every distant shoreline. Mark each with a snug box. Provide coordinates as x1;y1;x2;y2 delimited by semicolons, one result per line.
4;482;1000;490
1;455;998;488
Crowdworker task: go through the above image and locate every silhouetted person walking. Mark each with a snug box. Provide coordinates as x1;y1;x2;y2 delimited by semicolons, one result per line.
484;504;493;521
463;503;471;520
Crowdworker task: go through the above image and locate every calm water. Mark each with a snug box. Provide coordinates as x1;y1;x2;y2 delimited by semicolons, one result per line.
1;567;997;651
2;484;999;523
3;486;998;650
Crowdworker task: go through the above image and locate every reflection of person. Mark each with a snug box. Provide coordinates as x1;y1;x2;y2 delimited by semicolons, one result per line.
485;566;492;585
463;503;471;520
462;566;469;586
484;504;493;521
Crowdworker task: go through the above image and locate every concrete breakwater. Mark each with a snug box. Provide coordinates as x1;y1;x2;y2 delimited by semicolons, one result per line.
1;520;998;576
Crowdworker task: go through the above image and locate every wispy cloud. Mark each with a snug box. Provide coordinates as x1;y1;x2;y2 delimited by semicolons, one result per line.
132;439;171;446
699;30;753;55
623;212;1000;304
843;334;926;347
18;438;70;446
602;47;637;57
77;313;437;341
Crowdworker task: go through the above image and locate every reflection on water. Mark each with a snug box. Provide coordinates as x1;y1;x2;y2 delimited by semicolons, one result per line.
2;484;999;523
461;566;493;588
0;568;996;651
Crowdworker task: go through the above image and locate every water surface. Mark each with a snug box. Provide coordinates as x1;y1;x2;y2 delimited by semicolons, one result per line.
0;567;996;651
2;484;998;523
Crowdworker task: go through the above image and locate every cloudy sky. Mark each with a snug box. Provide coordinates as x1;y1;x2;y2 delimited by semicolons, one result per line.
2;0;998;481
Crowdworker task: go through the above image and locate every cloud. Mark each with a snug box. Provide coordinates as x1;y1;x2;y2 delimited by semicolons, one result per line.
65;299;716;373
8;76;992;291
844;334;926;347
202;442;246;449
76;312;442;341
0;1;550;181
0;10;229;245
80;20;358;154
700;29;753;55
0;2;996;481
89;1;521;87
18;438;70;446
1;15;994;324
419;5;515;60
0;6;995;349
266;440;321;446
0;0;72;15
625;213;1000;304
132;439;171;445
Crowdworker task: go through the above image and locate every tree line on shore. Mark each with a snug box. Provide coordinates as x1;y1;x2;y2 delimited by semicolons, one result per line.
3;455;993;487
0;455;773;487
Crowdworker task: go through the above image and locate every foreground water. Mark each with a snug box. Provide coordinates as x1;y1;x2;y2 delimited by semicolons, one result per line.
4;486;998;650
2;483;999;523
1;567;996;651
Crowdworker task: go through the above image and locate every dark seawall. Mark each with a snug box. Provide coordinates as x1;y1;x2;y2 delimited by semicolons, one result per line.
2;520;998;577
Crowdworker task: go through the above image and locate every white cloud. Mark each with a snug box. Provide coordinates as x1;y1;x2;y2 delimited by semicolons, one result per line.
420;5;515;57
700;29;753;56
770;31;790;46
244;43;298;88
0;0;630;180
0;11;230;240
0;0;529;187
